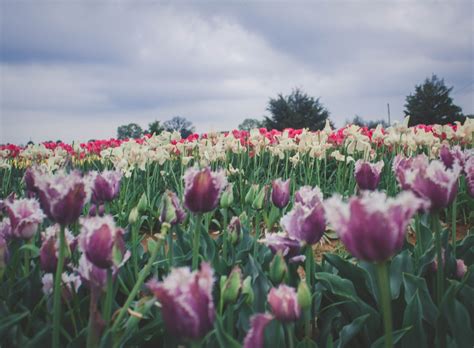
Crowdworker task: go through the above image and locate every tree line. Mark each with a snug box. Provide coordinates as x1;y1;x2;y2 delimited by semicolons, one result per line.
117;74;470;138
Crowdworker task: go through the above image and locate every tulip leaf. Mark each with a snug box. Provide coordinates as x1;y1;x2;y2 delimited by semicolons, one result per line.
335;313;370;348
214;316;242;348
402;273;437;326
0;311;29;337
370;326;412;348
401;291;427;348
18;244;40;258
390;250;413;300
297;337;318;348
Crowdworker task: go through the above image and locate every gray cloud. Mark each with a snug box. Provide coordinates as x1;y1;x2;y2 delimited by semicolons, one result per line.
1;0;473;144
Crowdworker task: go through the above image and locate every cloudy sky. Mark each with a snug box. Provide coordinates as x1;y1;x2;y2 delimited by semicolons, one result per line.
1;0;473;144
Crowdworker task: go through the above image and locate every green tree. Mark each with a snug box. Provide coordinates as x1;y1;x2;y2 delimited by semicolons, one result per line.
404;75;465;126
163;116;195;138
264;88;331;131
350;115;389;129
238;118;264;131
147;120;164;135
117;123;143;140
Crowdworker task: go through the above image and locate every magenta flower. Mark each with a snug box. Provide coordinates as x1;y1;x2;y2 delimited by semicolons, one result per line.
268;284;301;322
35;170;91;225
0;218;12;240
439;145;466;170
455;259;467;279
183;167;227;213
354;160;384;191
79;215;128;269
4;198;45;240
39;225;76;273
403;157;461;212
281;185;326;245
325;191;423;262
392;154;426;191
465;156;474;197
160;190;186;225
260;233;305;263
77;255;109;292
271;178;290;208
243;313;274;348
147;262;215;340
89;170;122;204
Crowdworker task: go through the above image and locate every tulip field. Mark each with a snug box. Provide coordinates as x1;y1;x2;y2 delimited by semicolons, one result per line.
0;119;473;348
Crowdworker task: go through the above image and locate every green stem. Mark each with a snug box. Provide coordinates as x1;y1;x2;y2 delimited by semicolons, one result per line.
52;225;66;348
431;213;444;306
103;268;113;325
285;323;295;348
304;308;312;339
24;239;30;275
111;229;166;332
87;290;100;348
253;213;261;258
131;221;139;280
305;246;314;289
375;261;393;348
222;209;228;261
168;226;174;269
451;196;457;258
192;214;202;270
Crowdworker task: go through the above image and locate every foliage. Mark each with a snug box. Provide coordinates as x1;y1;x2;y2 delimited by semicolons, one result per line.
350;115;389;129
117;123;143;140
147;120;164;135
405;75;465;126
264;88;331;131
163;116;195;138
238;118;264;131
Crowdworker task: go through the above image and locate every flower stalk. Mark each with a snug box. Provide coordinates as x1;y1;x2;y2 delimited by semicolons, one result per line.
375;261;393;348
52;225;66;348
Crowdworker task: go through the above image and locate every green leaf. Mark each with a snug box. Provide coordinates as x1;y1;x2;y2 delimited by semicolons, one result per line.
370;326;412;348
0;311;29;337
336;314;370;348
390;250;413;299
215;316;242;348
297;337;318;348
401;291;427;348
402;273;437;326
18;244;40;258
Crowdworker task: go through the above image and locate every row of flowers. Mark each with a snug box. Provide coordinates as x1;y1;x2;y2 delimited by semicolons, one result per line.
1;139;472;347
1;119;473;175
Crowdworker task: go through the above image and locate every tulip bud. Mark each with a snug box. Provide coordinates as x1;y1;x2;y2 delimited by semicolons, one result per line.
128;207;139;225
159;190;186;225
222;266;242;304
220;184;234;208
271;178;290;208
297;281;311;309
245;185;259;206
228;216;241;245
455;259;467;279
242;275;254;305
252;185;267;211
268;284;301;322
137;193;148;213
269;252;288;284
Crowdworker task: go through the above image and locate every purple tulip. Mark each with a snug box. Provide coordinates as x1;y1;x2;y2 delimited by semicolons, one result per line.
147;262;215;340
0;218;12;240
354;160;384;191
324;191;423;262
77;254;109;292
402;156;461;212
183;167;227;213
260;233;305;263
35;170;91;226
79;215;128;269
294;185;323;207
392;155;426;190
455;259;467;279
160;190;186;225
243;313;274;348
271;178;290;208
439;145;465;170
88;204;105;217
39;225;76;273
280;202;325;245
4;198;45;240
268;284;301;322
465;156;474;197
42;272;81;301
90;170;122;204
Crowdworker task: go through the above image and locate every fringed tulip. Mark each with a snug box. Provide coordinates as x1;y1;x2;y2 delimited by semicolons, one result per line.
243;313;274;348
439;145;465;170
35;170;91;225
260;233;305;263
271;178;290;208
39;225;76;273
268;285;301;322
89;170;122;203
79;215;128;269
325;191;423;262
183;167;227;213
147;262;215;340
354;160;384;190
159;190;186;225
42;272;81;301
4;198;45;240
